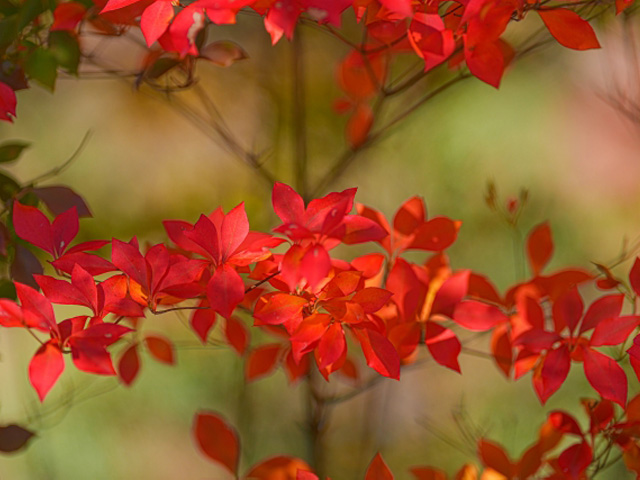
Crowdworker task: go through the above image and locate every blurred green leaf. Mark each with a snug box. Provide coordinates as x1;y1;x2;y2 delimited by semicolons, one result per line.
0;141;29;163
0;17;18;49
24;47;57;91
0;279;16;300
0;171;20;201
49;31;80;75
16;0;47;29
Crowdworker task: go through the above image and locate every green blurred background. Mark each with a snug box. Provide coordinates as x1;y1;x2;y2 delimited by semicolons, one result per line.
0;10;639;479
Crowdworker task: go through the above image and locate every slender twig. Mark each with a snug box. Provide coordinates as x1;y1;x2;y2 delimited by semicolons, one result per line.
26;130;93;185
292;27;309;200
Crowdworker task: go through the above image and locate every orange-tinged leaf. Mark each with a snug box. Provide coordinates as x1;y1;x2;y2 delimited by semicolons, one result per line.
117;343;140;386
193;411;239;475
246;456;312;479
144;334;175;365
454;464;478;480
478;439;513;478
538;9;600;51
365;452;394;480
225;316;249;355
409;466;447;480
246;344;281;381
527;222;553;276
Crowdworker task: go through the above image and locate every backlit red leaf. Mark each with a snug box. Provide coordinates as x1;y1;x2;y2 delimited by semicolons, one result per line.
357;328;400;379
365;452;394;480
538;9;600;51
207;264;245;319
453;300;508;331
409;217;459;251
140;0;174;46
118;343;140;386
0;82;16;122
579;293;624;334
246;456;313;479
246;344;281;381
533;344;570;404
144;334;175;364
582;346;627;407
29;341;64;401
527;222;553;276
193;411;239;475
590;315;640;346
478;439;513;478
346;102;373;149
225;316;248;355
425;323;461;372
557;441;592;479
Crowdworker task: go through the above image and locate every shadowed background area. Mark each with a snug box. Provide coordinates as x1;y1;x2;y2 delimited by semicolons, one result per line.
0;11;639;479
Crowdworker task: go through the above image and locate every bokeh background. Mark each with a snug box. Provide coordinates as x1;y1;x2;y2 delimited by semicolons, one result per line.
0;9;639;479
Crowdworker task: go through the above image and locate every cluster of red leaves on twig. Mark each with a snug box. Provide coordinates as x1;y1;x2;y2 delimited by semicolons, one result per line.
4;182;640;476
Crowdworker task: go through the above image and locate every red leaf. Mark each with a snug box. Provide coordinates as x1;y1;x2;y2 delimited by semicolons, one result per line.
357;328;400;379
254;293;308;328
431;270;470;318
590;315;640;346
478;439;514;478
272;182;305;225
346;102;373;149
365;452;394;480
533;344;570;404
552;287;583;334
425;323;461;372
409;466;447;480
538;9;600;50
582;346;627;407
464;39;505;88
453;300;508;331
409;217;459;251
111;239;147;288
246;344;281;381
191;303;216;343
51;2;86;31
558;441;592;479
491;323;513;377
394;196;425;235
140;0;174;46
225;316;249;355
342;215;388;245
579;293;624;334
144;335;175;364
317;322;346;370
117;343;140;386
0;82;16;122
193;411;240;475
220;202;249;262
352;287;392;313
246;456;313;479
207;264;245;319
29;341;64;401
527;222;553;276
300;244;331;290
13;202;54;255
